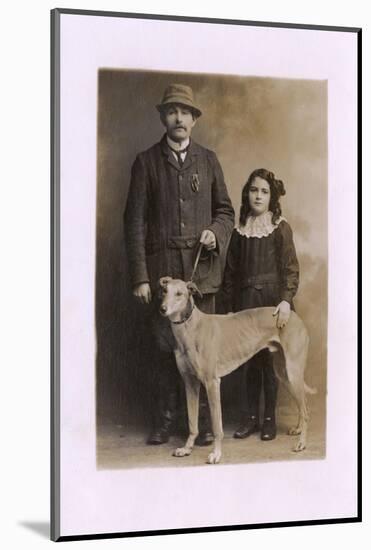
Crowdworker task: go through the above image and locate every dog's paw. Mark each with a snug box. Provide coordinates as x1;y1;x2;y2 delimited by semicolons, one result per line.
173;447;191;457
206;451;221;464
292;440;306;452
288;426;301;436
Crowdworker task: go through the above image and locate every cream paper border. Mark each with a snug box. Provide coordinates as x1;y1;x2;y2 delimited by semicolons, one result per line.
58;13;358;536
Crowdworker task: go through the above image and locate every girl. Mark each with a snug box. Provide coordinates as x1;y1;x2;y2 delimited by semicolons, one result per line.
222;168;299;441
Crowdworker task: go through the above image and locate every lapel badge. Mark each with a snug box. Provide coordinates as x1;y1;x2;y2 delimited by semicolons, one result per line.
191;174;200;193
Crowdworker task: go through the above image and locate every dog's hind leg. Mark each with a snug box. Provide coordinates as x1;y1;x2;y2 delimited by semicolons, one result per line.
271;345;307;449
288;385;309;452
279;324;310;452
173;372;200;458
204;377;223;464
283;361;309;452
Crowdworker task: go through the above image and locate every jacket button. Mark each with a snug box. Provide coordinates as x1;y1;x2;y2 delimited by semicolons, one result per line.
181;222;185;228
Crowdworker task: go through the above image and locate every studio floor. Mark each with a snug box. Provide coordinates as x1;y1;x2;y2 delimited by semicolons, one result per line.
96;395;326;470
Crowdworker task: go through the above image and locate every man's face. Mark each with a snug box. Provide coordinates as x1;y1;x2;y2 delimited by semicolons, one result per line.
161;104;197;142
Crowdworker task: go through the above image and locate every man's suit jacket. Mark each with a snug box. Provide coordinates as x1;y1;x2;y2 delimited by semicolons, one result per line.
124;134;235;294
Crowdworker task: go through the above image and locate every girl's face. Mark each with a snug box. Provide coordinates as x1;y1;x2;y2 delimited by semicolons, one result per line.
248;177;271;216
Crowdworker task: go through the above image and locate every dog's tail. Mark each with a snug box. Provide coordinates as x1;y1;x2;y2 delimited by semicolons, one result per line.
304;382;317;395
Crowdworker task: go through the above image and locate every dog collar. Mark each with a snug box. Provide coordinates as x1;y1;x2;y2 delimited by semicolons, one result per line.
171;304;194;324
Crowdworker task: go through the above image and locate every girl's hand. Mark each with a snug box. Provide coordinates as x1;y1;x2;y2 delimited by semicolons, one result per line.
273;300;291;328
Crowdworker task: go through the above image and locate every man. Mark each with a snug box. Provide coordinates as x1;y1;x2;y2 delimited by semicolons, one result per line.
124;83;234;445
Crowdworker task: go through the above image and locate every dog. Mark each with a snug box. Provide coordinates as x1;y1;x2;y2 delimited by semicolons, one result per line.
158;276;316;465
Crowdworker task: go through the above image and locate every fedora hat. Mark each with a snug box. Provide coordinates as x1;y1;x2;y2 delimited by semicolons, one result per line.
156;84;202;118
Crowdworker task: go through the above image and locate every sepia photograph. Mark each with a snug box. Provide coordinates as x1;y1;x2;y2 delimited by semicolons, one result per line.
51;8;359;541
96;71;327;469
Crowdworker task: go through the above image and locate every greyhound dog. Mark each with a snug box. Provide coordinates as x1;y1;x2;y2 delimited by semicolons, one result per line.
158;276;316;465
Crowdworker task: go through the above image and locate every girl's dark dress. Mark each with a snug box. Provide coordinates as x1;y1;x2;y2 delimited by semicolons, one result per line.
223;212;299;424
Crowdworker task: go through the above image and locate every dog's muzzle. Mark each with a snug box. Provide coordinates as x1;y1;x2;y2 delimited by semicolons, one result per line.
159;305;168;316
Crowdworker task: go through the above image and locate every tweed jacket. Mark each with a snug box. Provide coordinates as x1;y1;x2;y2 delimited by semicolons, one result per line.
124;135;235;294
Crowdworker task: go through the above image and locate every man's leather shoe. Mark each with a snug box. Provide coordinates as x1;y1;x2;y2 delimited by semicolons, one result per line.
147;427;171;445
261;417;277;441
195;431;214;446
233;416;259;439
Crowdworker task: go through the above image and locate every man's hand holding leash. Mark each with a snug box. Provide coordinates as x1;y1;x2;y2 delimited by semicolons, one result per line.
200;229;216;251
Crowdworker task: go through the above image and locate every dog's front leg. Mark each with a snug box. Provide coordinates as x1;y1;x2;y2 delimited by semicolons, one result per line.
205;378;223;464
173;372;200;458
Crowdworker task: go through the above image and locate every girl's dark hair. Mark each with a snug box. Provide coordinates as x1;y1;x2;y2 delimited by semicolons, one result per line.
239;168;286;226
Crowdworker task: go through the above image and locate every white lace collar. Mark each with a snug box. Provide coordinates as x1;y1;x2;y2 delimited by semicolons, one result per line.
236;211;286;239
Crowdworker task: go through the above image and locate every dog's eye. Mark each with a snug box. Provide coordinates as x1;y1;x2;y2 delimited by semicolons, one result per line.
176;291;183;297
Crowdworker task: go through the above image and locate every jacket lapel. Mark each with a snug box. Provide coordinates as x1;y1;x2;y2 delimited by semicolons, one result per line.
181;151;196;171
180;138;200;171
160;134;181;171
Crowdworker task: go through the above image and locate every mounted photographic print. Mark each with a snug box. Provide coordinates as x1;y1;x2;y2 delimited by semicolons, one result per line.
51;8;361;542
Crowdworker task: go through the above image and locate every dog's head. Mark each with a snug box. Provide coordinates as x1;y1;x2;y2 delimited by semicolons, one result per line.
158;277;202;319
158;276;173;290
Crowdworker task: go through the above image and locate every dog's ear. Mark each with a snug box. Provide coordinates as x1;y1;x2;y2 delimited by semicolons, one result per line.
159;276;172;289
186;281;203;299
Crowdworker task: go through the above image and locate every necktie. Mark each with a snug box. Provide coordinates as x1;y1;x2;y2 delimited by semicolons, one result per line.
168;144;189;167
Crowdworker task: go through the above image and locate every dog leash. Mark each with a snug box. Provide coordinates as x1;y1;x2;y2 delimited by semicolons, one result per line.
190;242;204;283
170;242;204;326
171;242;202;326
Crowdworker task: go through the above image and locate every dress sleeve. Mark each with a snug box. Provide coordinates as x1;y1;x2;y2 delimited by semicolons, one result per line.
276;221;300;304
220;229;240;312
